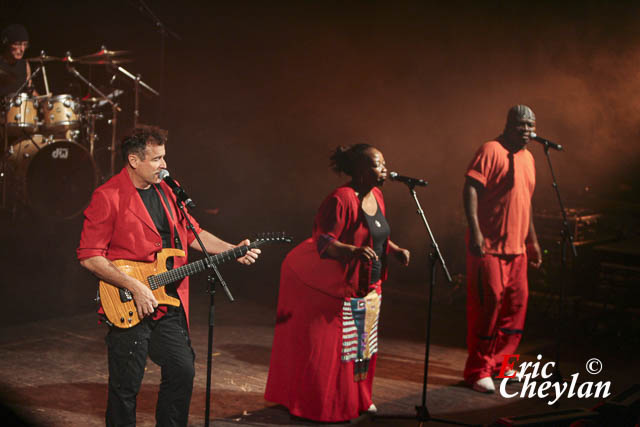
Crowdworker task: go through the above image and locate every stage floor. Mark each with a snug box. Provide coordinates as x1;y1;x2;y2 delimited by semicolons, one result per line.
0;286;636;426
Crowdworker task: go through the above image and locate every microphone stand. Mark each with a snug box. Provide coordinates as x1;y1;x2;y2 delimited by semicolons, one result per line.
541;144;577;384
173;196;234;427
382;182;465;425
133;0;181;123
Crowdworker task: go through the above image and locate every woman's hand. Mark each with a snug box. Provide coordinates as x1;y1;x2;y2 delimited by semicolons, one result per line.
351;245;378;262
393;247;410;266
388;240;410;266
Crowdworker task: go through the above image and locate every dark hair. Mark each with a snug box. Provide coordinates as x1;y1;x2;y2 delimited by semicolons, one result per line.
329;143;373;176
120;125;167;163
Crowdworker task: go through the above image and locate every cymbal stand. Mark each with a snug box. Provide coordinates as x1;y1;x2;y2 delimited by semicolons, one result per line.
113;65;159;127
110;103;118;175
66;61;120;176
86;111;99;157
1;106;7;209
36;51;52;96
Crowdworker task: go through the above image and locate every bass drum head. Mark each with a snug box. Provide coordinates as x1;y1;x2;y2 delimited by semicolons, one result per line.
26;140;98;219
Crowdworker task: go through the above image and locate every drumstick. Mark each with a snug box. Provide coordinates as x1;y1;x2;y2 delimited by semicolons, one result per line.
41;62;51;96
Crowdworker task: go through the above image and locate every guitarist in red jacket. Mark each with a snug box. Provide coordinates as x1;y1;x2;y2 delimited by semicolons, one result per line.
77;126;260;427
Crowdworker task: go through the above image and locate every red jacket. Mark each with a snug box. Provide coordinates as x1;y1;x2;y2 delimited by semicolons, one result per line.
77;167;202;326
286;184;390;299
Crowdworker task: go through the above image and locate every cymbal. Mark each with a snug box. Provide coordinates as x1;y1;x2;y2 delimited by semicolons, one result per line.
80;97;102;103
26;55;63;62
77;48;131;61
81;89;124;104
75;58;133;65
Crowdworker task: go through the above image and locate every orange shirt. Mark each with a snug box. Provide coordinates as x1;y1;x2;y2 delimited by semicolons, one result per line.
466;139;535;255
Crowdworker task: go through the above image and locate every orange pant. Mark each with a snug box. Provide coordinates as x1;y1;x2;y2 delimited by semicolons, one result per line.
464;252;528;383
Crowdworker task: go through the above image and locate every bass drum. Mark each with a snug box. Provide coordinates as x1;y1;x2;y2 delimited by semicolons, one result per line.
24;139;98;219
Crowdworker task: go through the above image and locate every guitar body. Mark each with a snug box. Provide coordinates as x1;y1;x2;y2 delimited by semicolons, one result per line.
99;248;185;328
96;232;293;329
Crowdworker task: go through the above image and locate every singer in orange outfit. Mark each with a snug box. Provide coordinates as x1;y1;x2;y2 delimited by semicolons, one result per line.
463;105;542;393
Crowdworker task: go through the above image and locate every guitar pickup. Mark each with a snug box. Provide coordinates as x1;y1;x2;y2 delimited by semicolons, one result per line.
119;288;133;303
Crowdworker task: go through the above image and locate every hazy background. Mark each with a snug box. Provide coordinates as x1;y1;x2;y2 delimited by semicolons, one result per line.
1;0;638;324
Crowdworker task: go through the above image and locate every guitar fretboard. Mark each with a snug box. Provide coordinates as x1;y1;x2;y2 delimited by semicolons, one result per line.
148;244;255;289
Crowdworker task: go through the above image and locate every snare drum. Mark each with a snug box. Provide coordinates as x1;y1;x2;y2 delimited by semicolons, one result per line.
3;93;38;136
7;137;98;219
41;94;80;133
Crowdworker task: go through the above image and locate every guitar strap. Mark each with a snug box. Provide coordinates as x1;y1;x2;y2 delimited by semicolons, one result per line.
155;184;182;250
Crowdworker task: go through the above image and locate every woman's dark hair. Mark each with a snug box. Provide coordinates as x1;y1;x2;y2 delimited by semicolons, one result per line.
329;143;373;176
120;126;167;163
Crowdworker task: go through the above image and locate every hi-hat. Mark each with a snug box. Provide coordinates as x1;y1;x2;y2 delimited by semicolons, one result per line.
26;54;62;62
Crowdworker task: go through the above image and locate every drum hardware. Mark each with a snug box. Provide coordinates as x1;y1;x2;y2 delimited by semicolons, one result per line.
2;65;44;209
26;51;57;96
3;93;39;136
41;94;80;133
111;63;159;128
25;53;63;62
64;54;121;175
76;47;132;61
76;58;133;65
81;89;124;109
71;45;152;174
84;110;105;157
6;137;98;219
2;45;163;215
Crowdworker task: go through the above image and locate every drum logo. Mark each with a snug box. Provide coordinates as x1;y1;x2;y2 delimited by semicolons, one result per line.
52;147;69;160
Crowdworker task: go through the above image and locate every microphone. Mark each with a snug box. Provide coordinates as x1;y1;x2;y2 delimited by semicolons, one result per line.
158;169;196;208
530;132;563;151
389;171;428;187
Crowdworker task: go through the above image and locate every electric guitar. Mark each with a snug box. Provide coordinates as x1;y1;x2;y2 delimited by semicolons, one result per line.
98;232;292;328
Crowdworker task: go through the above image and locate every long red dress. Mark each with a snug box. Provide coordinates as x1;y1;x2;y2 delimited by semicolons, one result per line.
264;185;390;422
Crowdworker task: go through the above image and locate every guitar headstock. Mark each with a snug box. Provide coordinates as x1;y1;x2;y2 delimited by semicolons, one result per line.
253;232;294;244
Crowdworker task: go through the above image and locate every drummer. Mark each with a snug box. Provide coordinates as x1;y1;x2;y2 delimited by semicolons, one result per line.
0;24;37;97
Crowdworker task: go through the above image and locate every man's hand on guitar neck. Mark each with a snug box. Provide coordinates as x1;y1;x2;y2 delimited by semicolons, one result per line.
235;239;261;265
189;231;261;266
80;256;159;319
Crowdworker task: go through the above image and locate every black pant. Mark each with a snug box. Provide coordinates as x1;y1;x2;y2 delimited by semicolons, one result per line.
105;306;195;427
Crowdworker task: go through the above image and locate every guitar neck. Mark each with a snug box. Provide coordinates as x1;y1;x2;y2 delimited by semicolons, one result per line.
150;241;262;288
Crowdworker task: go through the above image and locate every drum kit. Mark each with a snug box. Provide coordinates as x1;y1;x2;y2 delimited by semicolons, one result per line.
0;46;159;220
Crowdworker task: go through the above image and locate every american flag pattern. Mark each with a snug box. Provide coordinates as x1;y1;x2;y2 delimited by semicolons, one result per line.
341;289;381;366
